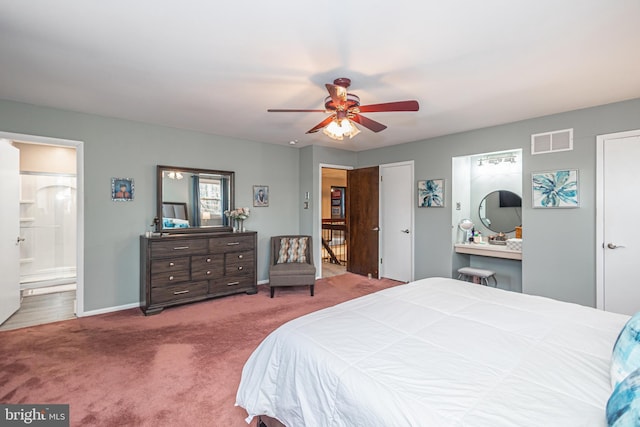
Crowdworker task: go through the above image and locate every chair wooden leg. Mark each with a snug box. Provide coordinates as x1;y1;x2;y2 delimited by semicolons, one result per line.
270;287;275;298
310;284;314;297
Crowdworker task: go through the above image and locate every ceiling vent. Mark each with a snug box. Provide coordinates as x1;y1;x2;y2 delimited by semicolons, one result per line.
531;128;573;155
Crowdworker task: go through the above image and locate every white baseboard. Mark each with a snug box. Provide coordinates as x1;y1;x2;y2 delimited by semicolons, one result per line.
79;302;140;317
78;282;273;317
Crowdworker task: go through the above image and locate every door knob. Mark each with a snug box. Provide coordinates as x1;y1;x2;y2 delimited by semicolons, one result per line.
401;229;410;234
16;236;25;245
371;226;380;231
607;243;625;249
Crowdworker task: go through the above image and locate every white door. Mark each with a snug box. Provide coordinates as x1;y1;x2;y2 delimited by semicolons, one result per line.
597;131;640;315
0;140;21;324
380;161;414;282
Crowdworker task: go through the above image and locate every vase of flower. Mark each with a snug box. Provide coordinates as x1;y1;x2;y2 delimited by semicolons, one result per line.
224;207;250;233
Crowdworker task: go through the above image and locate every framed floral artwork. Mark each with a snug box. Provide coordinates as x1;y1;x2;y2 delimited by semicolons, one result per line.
532;169;579;208
418;179;444;207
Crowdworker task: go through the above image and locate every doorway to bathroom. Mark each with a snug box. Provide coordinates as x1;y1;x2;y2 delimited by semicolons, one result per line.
0;138;80;331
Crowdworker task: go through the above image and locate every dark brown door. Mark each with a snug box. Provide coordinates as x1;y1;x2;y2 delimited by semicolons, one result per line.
347;166;379;278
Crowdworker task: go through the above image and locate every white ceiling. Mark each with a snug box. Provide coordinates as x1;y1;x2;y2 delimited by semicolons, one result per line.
1;1;639;152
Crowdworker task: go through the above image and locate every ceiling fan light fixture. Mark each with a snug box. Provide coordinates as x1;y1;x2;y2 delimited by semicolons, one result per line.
323;118;361;140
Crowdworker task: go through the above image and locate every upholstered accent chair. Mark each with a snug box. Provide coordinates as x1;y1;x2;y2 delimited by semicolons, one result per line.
269;235;316;298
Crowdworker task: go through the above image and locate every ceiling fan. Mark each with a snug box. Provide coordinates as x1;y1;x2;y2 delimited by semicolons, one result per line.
267;78;419;140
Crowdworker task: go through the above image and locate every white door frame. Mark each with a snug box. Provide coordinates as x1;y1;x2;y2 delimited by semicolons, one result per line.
595;128;640;310
318;163;353;278
0;131;85;317
380;160;415;282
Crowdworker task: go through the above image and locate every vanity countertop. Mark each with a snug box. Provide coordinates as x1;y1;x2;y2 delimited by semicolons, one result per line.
454;243;522;260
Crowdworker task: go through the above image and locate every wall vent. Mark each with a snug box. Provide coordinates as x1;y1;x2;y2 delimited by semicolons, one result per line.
531;128;573;155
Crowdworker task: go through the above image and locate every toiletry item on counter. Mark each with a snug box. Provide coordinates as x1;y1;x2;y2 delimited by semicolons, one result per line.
506;238;522;251
515;226;522;238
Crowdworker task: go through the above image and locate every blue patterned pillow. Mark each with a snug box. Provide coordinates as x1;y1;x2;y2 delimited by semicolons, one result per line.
611;312;640;389
607;367;640;426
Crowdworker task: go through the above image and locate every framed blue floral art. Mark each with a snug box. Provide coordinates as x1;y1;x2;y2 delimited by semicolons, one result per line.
531;169;578;208
418;179;444;207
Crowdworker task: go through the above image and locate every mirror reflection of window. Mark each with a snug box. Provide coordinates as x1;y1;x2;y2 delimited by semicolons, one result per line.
199;177;222;226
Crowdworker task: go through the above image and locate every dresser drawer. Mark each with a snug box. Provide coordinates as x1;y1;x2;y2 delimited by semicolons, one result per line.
151;281;208;304
209;235;254;253
191;254;223;280
225;251;254;275
151;257;190;274
209;275;255;294
151;269;191;287
150;239;208;258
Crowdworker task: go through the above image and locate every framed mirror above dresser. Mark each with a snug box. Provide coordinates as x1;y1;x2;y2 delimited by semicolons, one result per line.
157;165;235;233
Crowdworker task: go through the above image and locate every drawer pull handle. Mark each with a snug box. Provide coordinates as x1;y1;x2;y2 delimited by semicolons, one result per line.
206;258;211;263
227;242;240;246
169;262;175;267
173;290;189;295
227;281;240;286
169;275;174;281
238;266;243;271
173;246;190;250
238;254;243;259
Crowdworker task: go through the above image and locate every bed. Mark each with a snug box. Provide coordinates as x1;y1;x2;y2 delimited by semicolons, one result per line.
162;202;190;229
236;277;631;426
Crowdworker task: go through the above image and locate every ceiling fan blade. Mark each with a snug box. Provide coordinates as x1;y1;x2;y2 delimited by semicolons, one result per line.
325;84;347;107
267;109;325;112
306;116;336;134
358;100;419;113
351;114;387;133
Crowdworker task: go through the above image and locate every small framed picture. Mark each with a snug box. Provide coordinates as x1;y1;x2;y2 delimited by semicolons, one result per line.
253;185;269;207
112;178;134;201
418;179;444;207
532;169;579;208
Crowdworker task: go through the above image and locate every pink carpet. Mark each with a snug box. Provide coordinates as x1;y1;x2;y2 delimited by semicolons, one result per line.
0;273;402;426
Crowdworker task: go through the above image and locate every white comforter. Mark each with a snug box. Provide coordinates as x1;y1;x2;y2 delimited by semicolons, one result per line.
236;277;629;426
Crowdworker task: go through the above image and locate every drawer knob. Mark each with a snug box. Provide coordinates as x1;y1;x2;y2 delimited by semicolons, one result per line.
238;266;243;271
238;254;243;259
169;262;175;267
206;270;211;275
173;290;189;295
169;275;174;281
206;258;211;263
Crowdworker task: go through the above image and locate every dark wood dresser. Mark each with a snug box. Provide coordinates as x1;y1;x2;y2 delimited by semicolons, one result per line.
140;231;257;315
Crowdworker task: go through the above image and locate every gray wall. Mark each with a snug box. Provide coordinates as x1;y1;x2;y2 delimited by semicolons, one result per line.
2;97;639;312
355;98;640;307
0;99;301;312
